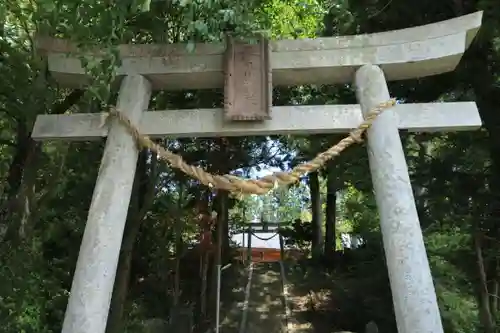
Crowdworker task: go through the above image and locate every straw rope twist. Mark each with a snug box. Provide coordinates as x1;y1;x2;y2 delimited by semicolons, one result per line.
106;99;396;196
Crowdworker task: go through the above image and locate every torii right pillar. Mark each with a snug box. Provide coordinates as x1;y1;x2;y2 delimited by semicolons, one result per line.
355;64;443;333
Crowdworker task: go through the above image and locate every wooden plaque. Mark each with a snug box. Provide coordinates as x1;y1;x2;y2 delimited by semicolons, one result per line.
224;35;272;121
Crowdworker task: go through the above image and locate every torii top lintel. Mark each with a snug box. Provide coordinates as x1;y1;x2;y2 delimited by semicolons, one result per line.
36;11;482;91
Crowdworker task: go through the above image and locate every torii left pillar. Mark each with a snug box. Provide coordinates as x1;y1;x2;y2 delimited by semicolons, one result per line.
62;75;152;333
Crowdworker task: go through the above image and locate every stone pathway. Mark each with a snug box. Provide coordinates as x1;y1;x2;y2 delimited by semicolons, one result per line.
243;263;286;333
219;262;287;333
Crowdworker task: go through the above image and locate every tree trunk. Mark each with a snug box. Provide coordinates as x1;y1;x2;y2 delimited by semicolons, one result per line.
106;150;158;333
213;191;225;318
3;122;32;203
173;181;185;308
490;277;498;317
474;231;495;333
1;89;84;241
324;164;337;260
465;34;500;331
215;139;230;261
198;190;211;319
2;139;40;241
309;171;323;260
200;251;209;318
13;142;41;240
217;191;230;262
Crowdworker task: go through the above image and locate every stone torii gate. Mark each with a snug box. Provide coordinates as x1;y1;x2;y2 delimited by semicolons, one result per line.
32;11;482;333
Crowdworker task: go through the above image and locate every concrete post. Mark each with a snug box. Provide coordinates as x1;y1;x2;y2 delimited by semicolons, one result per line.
354;64;444;333
61;75;152;333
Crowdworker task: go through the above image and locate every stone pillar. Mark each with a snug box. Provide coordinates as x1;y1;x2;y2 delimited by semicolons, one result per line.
62;75;152;333
354;64;444;333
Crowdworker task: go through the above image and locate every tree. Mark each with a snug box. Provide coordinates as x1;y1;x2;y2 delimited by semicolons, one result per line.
2;0;500;332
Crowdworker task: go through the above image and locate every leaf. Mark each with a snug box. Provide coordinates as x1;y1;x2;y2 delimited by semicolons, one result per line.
139;0;151;12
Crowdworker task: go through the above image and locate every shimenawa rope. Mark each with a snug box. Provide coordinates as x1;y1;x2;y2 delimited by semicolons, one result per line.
106;99;396;196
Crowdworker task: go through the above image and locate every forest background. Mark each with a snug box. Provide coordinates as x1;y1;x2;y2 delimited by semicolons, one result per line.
1;0;499;332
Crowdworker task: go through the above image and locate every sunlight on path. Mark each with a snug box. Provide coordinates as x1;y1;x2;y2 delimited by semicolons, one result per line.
219;262;287;333
243;263;286;333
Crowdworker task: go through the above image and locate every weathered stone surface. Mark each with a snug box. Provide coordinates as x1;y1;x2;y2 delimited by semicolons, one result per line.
355;64;444;333
224;35;271;121
31;12;484;333
60;75;152;333
32;102;481;141
35;12;482;90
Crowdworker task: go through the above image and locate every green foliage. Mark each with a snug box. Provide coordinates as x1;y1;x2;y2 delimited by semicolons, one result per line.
2;0;500;332
256;0;325;38
337;182;378;234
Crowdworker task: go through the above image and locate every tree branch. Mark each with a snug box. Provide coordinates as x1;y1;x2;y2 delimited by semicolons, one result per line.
50;89;85;115
0;138;15;147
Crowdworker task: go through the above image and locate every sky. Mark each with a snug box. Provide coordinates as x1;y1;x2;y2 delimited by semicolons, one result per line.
231;162;286;250
230;138;303;250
